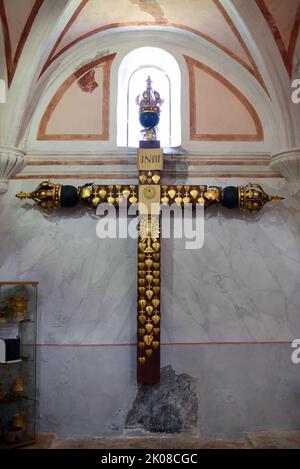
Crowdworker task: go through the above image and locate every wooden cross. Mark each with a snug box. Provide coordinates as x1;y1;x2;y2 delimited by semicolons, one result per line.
16;145;282;385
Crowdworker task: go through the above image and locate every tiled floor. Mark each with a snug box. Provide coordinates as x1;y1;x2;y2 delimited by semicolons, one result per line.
23;431;300;449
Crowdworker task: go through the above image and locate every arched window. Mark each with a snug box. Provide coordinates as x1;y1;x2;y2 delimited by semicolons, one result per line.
117;47;181;148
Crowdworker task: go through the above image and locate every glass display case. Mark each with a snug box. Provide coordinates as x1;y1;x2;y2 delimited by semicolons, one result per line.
0;282;38;449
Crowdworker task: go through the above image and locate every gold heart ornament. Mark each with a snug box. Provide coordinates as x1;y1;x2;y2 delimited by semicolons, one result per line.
152;314;160;325
99;189;107;199
146;306;154;315
152;341;159;349
143;335;153;346
145;349;153;358
145;323;153;334
145;259;153;269
138;313;146;325
139;174;147;184
152;242;160;252
139;357;146;365
152;174;160;184
91;197;100;207
168;189;176;199
190;189;199;199
122;189;131;198
145;275;153;284
129;195;138;204
146;290;154;300
138;242;147;252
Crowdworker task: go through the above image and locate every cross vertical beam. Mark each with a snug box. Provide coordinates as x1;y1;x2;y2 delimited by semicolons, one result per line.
136;145;163;384
137;217;161;384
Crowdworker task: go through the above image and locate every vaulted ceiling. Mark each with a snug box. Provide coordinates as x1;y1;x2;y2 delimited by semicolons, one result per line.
1;0;298;86
42;0;261;81
0;0;299;150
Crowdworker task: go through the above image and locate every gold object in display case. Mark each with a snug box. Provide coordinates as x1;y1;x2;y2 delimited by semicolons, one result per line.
10;413;27;432
0;299;9;324
0;281;38;449
0;382;5;400
9;297;28;322
11;378;24;398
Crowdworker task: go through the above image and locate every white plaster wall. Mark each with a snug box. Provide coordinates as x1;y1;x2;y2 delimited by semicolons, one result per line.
1;178;300;437
1;178;300;344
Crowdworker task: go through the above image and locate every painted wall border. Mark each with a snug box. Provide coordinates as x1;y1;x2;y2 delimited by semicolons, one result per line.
184;55;264;142
37;53;116;141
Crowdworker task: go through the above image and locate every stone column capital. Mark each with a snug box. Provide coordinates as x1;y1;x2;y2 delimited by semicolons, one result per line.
0;145;26;194
270;148;300;196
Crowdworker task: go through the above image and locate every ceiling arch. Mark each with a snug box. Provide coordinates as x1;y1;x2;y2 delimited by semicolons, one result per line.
26;29;278;155
256;0;300;77
0;0;44;86
40;0;266;90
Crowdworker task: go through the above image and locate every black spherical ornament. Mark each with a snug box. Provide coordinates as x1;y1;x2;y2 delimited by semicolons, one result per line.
221;186;239;209
61;185;79;208
139;111;160;130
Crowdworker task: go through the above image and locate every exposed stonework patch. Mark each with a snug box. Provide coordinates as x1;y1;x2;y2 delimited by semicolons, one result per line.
130;0;166;23
125;366;198;434
77;69;99;93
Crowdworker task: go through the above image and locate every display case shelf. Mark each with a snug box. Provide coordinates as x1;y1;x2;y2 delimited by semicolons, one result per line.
0;396;36;404
0;281;38;449
0;434;35;449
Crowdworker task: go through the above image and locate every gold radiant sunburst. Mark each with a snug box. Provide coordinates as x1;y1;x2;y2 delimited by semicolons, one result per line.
139;215;160;240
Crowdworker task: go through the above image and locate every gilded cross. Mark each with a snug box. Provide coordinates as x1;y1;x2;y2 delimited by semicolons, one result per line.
16;146;282;384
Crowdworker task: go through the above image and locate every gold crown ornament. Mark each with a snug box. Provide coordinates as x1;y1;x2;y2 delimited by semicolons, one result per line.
16;180;80;209
238;183;284;211
136;76;164;141
16;180;63;208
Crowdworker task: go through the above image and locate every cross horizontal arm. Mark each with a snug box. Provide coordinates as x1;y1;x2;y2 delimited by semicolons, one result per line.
16;180;283;212
16;181;139;209
79;184;138;208
162;184;283;211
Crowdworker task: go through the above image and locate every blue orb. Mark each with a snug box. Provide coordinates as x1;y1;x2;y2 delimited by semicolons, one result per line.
139;111;160;129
